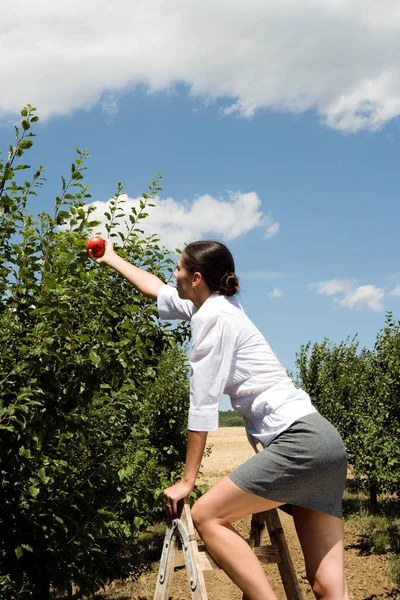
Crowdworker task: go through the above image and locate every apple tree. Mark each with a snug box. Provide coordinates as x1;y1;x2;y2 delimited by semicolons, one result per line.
0;107;191;598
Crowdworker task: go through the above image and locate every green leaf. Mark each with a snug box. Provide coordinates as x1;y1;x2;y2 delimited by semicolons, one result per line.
134;516;144;529
89;350;101;368
29;485;40;497
4;167;13;180
56;211;71;224
19;446;32;458
15;546;23;559
38;468;50;484
19;139;33;150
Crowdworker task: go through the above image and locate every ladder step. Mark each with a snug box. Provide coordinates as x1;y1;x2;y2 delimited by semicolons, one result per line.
174;544;282;571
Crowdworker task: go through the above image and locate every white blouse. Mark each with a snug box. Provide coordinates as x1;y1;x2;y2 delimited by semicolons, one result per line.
157;285;316;447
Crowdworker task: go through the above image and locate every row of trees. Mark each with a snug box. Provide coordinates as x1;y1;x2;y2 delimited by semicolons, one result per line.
0;107;191;598
296;315;400;513
219;410;245;427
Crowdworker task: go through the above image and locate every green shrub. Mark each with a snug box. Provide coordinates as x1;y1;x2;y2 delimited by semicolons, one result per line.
388;555;400;586
353;514;400;557
372;531;391;555
389;521;400;555
0;107;190;598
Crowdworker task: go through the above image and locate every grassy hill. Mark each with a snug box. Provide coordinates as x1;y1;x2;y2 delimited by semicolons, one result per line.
219;410;245;427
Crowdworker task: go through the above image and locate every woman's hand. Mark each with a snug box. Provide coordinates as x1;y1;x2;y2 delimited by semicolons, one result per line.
163;479;195;520
86;238;115;266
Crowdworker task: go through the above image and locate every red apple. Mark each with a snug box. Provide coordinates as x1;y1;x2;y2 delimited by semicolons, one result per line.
86;237;106;258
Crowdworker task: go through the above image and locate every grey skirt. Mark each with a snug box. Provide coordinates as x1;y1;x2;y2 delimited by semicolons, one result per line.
228;412;347;518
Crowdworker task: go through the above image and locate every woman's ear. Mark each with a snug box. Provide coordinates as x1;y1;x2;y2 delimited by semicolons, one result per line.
191;272;202;288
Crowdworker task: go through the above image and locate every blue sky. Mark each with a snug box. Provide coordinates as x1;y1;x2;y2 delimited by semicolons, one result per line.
2;1;400;410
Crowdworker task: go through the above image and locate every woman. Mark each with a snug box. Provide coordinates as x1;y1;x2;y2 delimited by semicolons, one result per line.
88;239;349;600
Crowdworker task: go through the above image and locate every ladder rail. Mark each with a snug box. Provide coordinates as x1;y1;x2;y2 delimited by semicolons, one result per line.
154;499;303;600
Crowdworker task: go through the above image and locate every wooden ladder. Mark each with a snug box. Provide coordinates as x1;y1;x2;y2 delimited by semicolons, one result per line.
154;499;303;600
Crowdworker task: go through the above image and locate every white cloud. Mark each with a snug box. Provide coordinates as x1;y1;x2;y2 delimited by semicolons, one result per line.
269;288;282;298
390;284;400;297
87;190;278;250
101;94;119;124
2;1;400;132
339;285;384;311
310;279;355;296
310;278;384;311
265;222;280;239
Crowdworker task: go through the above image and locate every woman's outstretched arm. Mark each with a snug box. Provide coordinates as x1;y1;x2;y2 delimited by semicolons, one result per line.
87;239;165;300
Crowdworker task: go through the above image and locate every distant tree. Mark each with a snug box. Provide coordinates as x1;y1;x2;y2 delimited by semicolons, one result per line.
366;314;400;511
296;317;400;514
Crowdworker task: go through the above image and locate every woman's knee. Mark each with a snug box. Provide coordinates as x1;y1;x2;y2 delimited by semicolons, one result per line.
307;570;347;600
308;573;325;599
191;494;228;535
191;497;210;532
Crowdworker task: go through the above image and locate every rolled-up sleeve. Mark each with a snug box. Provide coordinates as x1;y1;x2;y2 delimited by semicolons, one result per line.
188;313;237;431
157;284;197;321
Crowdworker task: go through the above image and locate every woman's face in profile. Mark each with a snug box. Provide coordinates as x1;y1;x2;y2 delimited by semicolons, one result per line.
174;257;193;300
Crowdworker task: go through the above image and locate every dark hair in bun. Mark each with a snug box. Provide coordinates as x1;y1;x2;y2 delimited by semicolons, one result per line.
219;271;240;296
182;241;240;297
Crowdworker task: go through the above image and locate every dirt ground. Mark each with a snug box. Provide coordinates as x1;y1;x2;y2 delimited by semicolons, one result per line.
98;427;399;600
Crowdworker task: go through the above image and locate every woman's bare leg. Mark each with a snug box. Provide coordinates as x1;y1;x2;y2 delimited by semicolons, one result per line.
191;476;283;600
292;506;349;600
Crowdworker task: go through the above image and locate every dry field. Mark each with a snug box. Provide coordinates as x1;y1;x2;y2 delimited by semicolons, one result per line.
97;427;398;600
